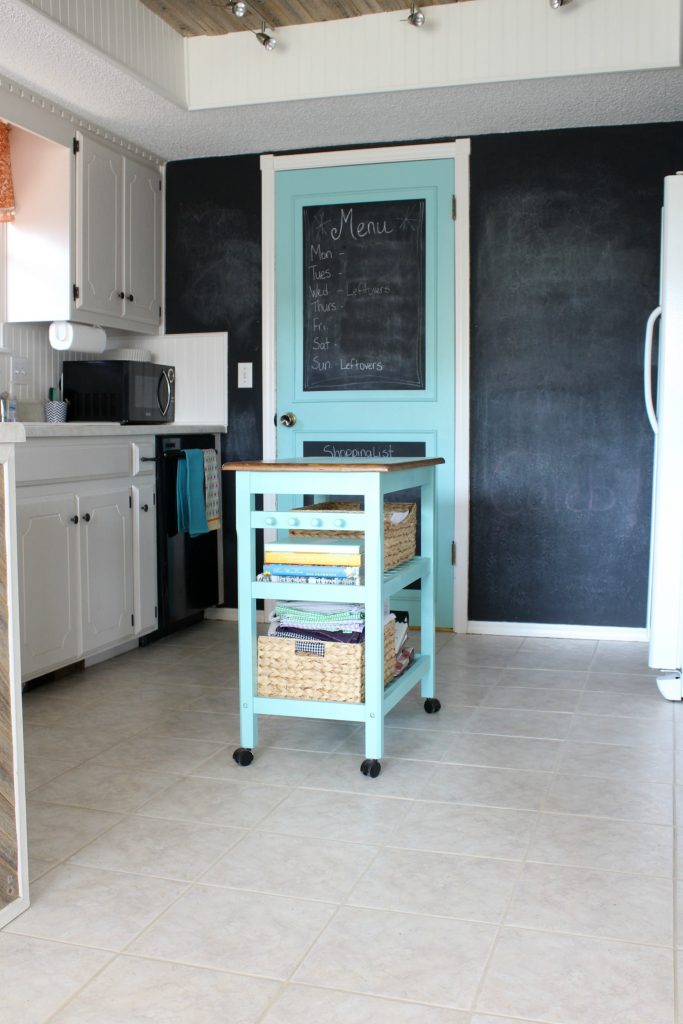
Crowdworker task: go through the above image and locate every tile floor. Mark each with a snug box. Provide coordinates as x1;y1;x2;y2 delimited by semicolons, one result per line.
3;622;680;1023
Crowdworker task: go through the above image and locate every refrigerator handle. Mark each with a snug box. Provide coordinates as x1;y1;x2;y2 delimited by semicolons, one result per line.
644;305;661;434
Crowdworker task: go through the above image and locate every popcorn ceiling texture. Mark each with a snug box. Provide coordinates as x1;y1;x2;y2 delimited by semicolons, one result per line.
0;0;682;161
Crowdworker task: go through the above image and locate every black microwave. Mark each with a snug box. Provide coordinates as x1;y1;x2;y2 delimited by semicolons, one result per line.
62;360;175;424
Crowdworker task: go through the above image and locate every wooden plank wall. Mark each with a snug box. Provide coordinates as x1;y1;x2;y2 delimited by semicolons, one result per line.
0;477;18;909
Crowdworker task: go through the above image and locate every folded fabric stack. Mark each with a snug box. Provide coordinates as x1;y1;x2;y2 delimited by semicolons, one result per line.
258;541;363;586
268;600;396;659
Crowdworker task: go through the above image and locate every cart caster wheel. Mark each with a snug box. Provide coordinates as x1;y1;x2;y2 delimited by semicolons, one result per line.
360;758;381;778
424;698;441;714
233;748;254;767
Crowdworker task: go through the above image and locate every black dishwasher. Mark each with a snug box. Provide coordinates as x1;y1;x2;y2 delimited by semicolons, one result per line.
145;434;219;641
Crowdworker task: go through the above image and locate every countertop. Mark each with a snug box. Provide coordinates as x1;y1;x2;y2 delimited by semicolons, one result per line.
0;422;224;442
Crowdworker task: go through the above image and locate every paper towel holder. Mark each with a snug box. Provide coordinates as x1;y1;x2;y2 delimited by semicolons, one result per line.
48;321;107;354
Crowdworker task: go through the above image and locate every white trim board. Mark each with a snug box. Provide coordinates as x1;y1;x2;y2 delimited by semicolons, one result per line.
261;140;470;633
467;621;648;643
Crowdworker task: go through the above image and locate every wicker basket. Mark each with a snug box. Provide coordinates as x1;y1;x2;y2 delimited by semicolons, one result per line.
290;501;416;571
257;621;395;703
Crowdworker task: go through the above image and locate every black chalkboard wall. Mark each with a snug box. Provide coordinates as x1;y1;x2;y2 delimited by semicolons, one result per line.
165;155;262;607
469;123;683;627
166;123;683;625
302;199;425;390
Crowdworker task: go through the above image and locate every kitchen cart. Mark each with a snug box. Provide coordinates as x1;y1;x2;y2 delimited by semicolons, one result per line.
222;457;444;777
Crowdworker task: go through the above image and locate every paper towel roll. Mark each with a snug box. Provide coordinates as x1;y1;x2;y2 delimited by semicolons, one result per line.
48;321;107;353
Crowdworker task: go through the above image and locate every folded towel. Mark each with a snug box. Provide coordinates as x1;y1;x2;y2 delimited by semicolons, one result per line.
176;450;209;537
273;601;365;623
203;449;221;531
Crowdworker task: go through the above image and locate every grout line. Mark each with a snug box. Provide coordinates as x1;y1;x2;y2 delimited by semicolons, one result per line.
37;948;120;1024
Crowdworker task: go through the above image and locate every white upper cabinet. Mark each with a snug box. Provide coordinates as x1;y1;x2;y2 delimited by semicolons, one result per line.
75;132;162;330
76;134;125;321
124;156;162;326
5;124;162;333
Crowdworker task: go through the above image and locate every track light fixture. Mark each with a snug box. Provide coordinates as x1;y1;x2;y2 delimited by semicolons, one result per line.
549;0;573;7
407;2;425;27
228;1;247;14
255;21;277;50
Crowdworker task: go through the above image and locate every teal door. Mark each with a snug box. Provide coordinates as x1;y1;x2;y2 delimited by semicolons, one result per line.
275;157;455;628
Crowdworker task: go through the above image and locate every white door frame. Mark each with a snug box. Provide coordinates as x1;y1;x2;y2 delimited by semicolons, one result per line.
260;140;471;633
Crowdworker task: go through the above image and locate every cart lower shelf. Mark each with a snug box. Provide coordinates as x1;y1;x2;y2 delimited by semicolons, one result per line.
233;654;442;779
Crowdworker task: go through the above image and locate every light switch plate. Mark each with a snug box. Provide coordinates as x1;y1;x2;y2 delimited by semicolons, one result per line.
237;362;253;389
11;356;29;386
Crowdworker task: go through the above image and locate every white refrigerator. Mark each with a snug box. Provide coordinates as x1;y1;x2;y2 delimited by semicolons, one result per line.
645;173;683;700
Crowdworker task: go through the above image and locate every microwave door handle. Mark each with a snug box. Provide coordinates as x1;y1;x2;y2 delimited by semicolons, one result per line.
157;369;172;416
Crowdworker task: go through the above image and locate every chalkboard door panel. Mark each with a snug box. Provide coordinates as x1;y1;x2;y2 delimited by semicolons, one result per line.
275;158;455;627
302;199;426;391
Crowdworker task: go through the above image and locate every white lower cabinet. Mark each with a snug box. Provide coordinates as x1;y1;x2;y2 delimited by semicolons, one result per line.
16;436;157;681
16;494;81;679
80;486;134;655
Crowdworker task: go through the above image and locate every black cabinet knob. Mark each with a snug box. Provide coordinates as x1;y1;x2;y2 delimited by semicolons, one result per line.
82;513;91;523
141;503;149;512
127;294;134;302
118;291;125;299
70;515;79;524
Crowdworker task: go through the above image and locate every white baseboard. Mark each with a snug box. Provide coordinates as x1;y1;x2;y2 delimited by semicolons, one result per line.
205;607;268;623
467;621;649;643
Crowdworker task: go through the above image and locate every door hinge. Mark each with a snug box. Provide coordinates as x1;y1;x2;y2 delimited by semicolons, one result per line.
72;137;80;155
129;495;132;508
131;614;135;627
159;305;162;318
158;179;162;191
73;283;80;301
452;195;457;220
451;541;456;566
154;605;158;618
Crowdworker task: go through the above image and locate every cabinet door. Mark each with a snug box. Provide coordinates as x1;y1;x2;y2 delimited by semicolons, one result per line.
16;494;81;678
80;486;134;654
76;133;125;320
133;482;158;635
124;157;161;325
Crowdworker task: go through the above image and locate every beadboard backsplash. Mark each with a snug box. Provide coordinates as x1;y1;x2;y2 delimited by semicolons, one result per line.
0;323;101;406
0;325;229;427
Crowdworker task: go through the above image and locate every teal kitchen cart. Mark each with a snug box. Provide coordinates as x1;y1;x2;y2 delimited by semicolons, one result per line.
222;457;444;777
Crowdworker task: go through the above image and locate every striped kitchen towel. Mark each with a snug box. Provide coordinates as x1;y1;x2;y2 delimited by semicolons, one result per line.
203;449;221;531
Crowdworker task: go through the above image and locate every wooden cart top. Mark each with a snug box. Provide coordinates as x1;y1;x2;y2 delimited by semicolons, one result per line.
221;457;445;473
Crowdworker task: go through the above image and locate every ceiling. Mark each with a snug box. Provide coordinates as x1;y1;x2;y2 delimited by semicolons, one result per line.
0;0;682;162
139;0;471;37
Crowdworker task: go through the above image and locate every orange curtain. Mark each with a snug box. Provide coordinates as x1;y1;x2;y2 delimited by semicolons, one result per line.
0;122;16;223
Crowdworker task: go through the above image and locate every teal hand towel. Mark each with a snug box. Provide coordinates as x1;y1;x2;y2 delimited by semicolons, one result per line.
176;450;209;537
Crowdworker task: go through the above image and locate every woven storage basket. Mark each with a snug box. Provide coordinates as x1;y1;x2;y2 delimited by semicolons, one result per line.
290;501;416;571
257;621;395;703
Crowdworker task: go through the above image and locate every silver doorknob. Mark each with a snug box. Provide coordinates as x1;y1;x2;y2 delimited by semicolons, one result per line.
279;412;297;428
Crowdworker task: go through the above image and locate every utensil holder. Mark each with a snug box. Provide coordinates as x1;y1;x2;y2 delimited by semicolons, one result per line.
44;401;68;423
